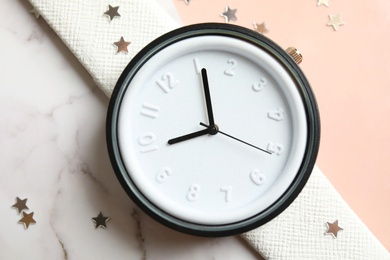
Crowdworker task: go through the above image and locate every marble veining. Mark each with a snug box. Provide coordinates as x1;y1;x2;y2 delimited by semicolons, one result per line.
0;0;261;259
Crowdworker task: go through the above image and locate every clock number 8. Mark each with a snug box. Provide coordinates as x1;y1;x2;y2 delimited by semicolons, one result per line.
186;184;201;202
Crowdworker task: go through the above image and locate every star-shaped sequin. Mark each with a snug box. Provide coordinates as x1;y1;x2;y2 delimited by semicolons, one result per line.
113;37;131;54
30;8;40;19
12;197;29;214
92;212;110;229
104;5;121;21
317;0;330;7
253;22;269;34
327;14;345;31
221;6;237;23
325;220;343;238
18;212;36;229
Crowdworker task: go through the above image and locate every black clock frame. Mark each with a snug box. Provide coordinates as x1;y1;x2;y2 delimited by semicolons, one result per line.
106;23;320;237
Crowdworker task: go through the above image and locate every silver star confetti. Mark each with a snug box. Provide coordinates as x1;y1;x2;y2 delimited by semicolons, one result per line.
104;5;121;21
12;197;29;214
30;8;40;19
327;14;345;31
113;37;131;54
92;212;110;229
317;0;330;7
221;6;237;23
325;220;343;238
18;212;36;229
253;22;269;34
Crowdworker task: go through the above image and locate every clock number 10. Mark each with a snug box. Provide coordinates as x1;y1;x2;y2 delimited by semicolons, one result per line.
138;133;158;153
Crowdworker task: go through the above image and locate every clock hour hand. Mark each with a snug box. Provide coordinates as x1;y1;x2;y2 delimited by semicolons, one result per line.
168;128;210;145
201;68;215;126
200;123;271;154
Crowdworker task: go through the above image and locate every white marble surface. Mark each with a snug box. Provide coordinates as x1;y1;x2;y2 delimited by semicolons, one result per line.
0;0;260;259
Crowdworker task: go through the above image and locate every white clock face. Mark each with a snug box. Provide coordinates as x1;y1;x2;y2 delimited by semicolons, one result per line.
108;24;319;235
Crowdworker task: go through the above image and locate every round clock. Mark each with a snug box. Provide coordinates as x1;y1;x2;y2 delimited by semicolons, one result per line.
107;23;320;236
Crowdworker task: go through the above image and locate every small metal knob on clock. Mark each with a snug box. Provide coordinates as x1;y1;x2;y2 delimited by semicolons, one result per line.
286;47;303;64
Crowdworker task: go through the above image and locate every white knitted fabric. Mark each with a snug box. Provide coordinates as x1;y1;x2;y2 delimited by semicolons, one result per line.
242;166;390;259
28;0;178;97
27;1;390;259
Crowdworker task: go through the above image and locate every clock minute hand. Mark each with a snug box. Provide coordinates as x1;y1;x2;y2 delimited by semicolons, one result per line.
199;123;271;154
201;68;215;126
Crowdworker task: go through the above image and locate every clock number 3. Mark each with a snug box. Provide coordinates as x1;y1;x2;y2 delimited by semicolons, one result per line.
252;77;267;92
186;184;201;202
156;72;178;93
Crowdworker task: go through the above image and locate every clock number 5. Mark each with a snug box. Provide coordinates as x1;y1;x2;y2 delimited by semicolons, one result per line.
156;72;178;93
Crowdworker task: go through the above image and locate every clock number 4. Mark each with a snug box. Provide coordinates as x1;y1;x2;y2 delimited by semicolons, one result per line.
138;133;158;153
268;108;284;121
224;59;237;76
156;72;178;93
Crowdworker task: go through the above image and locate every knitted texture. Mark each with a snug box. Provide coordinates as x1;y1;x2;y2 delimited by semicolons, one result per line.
241;166;390;259
28;0;178;97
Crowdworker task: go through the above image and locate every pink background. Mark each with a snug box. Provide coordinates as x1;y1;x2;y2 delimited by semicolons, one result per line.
174;0;390;250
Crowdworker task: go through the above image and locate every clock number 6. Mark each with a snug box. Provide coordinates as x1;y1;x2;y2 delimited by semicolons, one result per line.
250;169;266;186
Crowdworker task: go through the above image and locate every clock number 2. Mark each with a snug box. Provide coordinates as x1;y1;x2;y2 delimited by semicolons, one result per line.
156;72;178;93
224;59;237;76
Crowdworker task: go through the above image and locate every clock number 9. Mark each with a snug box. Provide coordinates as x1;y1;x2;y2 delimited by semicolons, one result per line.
252;77;267;92
250;169;266;186
155;167;172;183
186;184;201;202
